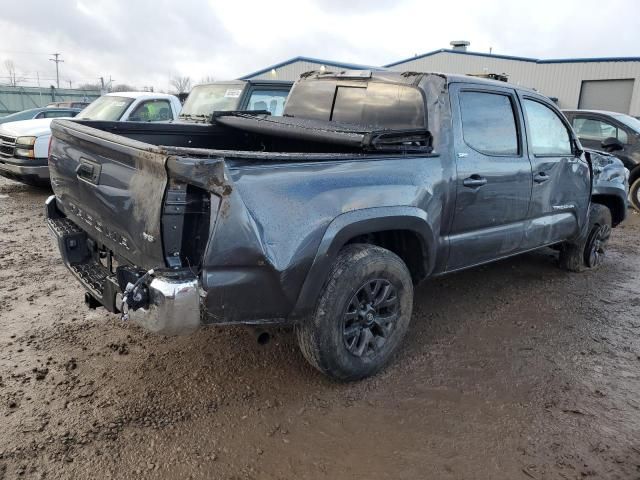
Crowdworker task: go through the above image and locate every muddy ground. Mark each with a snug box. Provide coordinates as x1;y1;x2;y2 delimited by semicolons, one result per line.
0;176;639;480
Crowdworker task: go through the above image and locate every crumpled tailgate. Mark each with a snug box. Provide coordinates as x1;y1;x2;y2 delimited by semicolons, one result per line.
49;119;169;269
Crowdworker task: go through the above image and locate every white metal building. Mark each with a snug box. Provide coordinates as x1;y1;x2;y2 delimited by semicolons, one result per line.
241;46;640;115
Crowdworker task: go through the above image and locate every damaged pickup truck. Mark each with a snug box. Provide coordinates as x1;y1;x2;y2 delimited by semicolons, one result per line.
45;71;628;381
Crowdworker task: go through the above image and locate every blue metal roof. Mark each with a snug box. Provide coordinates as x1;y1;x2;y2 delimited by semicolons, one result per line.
384;49;640;67
240;56;384;80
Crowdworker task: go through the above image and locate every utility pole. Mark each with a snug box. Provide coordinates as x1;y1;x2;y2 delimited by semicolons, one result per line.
68;80;72;89
49;53;64;88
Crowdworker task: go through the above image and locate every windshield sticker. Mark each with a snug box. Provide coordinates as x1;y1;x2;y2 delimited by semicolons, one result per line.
224;89;242;98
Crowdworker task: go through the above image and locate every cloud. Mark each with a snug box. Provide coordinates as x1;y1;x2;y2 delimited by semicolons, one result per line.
0;0;638;91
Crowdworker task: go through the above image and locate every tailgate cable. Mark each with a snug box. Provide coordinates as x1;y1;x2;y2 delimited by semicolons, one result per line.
120;269;155;322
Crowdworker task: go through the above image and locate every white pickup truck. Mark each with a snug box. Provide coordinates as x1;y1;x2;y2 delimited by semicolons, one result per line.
0;92;181;186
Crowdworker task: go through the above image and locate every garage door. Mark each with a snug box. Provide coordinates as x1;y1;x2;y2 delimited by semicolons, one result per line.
578;79;634;114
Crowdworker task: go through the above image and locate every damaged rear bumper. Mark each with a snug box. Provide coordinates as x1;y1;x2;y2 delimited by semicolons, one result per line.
127;276;200;335
45;195;201;335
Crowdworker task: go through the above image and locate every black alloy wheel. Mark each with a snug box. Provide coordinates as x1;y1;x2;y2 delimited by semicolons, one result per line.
342;279;399;358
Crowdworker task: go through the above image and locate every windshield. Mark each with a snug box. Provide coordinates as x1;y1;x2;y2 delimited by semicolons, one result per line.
612;113;640;133
180;84;243;117
78;96;134;121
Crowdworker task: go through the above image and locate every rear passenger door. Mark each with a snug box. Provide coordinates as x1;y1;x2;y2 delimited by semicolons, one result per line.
447;84;532;270
519;96;591;247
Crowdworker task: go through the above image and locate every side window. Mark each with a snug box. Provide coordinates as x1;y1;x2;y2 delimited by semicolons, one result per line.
523;99;572;155
572;117;628;144
35;112;45;119
459;91;519;155
128;99;173;122
246;89;289;116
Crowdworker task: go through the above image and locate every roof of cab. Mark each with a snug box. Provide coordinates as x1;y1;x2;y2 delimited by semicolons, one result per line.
299;69;536;92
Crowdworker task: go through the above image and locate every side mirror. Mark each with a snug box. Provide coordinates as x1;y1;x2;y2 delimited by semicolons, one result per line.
601;136;623;152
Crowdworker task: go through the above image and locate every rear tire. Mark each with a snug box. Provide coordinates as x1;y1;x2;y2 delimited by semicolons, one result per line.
630;177;640;212
559;204;612;272
296;244;413;381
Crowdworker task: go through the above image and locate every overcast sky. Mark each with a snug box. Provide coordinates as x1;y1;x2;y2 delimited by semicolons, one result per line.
1;0;638;91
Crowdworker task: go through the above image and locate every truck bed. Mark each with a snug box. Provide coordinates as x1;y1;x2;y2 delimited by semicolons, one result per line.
73;113;431;155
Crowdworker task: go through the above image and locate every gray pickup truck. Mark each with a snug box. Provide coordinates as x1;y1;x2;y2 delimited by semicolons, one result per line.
45;71;628;381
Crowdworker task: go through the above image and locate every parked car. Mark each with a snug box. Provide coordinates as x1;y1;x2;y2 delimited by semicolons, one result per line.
563;109;640;210
0;92;181;186
47;101;92;109
46;71;627;381
0;107;82;125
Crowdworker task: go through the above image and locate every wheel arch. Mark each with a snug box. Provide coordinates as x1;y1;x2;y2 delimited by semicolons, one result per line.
591;194;626;227
290;206;436;319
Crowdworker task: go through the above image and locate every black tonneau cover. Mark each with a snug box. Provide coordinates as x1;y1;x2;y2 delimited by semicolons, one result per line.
214;113;432;153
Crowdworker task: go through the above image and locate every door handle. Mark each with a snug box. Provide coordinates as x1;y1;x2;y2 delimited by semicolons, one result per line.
463;175;487;188
75;158;101;184
534;172;550;184
76;163;94;178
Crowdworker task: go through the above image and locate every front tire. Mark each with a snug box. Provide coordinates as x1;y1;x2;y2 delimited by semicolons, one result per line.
296;244;413;381
559;204;612;272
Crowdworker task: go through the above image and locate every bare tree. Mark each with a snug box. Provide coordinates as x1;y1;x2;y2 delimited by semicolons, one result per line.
198;75;215;85
78;82;102;91
170;76;192;94
4;60;23;87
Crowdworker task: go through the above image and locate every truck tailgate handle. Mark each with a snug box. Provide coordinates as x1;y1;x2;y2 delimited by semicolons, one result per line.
76;158;101;185
534;172;550;184
463;175;487;188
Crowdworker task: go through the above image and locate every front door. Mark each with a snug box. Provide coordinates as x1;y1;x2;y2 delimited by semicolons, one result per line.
447;84;532;270
519;96;591;249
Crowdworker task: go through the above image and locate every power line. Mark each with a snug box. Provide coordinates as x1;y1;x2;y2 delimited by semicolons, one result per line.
49;53;64;88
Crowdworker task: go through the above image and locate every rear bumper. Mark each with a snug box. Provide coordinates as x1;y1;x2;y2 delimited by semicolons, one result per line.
45;195;201;335
0;157;49;183
128;277;201;335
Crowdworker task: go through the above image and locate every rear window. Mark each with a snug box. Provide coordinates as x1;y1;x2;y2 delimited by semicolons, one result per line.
284;80;425;129
42;110;77;119
246;89;289;116
181;84;244;117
